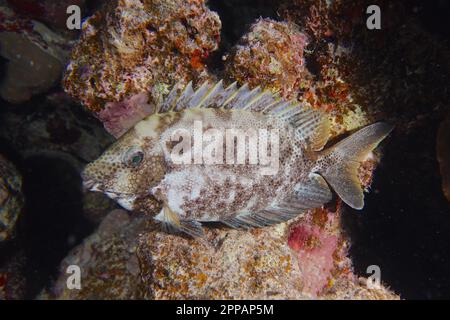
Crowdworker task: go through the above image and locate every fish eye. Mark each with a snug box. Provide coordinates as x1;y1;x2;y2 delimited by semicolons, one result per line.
123;147;144;168
131;152;144;166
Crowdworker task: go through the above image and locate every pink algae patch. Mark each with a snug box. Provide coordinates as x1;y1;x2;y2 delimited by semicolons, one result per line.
288;221;338;297
98;93;154;138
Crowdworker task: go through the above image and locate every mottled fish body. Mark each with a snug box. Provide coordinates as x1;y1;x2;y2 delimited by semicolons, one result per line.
83;80;393;237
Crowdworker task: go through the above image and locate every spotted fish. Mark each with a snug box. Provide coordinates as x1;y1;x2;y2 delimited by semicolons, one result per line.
82;80;393;237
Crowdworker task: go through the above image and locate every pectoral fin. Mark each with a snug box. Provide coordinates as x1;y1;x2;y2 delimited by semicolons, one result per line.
154;204;205;238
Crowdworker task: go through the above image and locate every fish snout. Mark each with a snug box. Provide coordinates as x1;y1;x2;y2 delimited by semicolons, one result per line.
81;166;102;192
82;179;105;193
82;178;96;190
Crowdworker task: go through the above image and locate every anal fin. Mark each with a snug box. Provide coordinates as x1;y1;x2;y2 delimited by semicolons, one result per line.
283;173;333;209
221;207;302;229
221;174;332;230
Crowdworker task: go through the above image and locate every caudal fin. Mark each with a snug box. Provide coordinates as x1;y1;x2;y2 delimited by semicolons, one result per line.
318;122;394;210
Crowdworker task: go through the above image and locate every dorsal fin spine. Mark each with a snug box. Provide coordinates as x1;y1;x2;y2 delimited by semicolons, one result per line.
172;81;193;111
197;80;223;108
261;97;282;113
223;83;248;107
188;81;211;108
215;82;237;106
243;90;267;110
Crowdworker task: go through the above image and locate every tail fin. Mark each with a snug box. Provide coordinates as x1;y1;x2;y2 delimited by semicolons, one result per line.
317;122;394;210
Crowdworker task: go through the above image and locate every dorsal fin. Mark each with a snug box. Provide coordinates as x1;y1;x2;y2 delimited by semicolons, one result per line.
267;102;330;151
156;80;330;150
158;81;185;113
173;81;194;111
187;81;213;109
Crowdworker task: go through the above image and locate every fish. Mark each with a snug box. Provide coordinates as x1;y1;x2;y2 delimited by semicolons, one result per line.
82;80;393;237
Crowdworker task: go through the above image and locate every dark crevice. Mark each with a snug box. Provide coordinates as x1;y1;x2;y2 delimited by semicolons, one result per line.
18;156;95;298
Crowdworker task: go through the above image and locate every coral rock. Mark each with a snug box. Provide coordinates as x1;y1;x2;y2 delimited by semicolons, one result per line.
138;215;397;299
0;92;114;170
98;93;153;138
138;223;305;299
0;251;27;300
225;18;309;100
40;210;149;299
63;0;221;114
288;206;351;297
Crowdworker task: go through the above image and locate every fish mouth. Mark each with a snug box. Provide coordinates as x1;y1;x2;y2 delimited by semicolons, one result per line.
82;179;102;192
104;190;135;200
83;179;136;199
102;190;137;210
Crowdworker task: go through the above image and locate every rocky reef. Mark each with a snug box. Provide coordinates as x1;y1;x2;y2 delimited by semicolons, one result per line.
41;208;397;300
1;0;450;300
39;210;147;299
0;93;114;170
